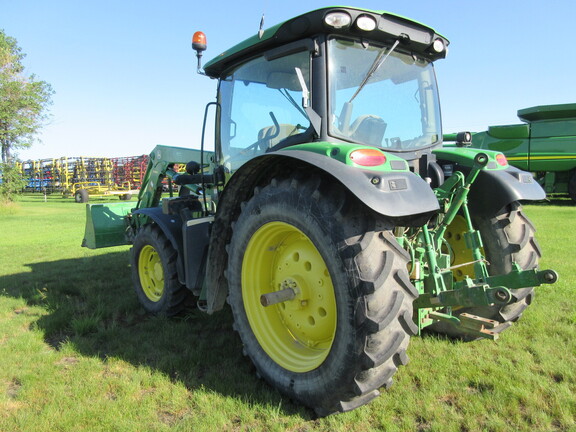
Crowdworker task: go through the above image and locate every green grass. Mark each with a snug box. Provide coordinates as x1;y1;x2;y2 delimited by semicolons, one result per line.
0;194;574;431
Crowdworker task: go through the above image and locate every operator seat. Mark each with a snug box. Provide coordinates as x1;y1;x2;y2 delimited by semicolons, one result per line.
258;124;301;149
349;115;387;147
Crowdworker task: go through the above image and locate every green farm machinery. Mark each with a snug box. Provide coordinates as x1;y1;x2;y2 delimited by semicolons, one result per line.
83;7;558;415
452;103;576;202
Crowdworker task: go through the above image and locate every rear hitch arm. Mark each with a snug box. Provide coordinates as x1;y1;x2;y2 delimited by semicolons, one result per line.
414;284;512;309
486;265;558;291
418;267;558;340
415;267;558;310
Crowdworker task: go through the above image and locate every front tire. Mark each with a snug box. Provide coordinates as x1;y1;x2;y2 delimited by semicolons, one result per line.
226;176;418;415
131;224;190;316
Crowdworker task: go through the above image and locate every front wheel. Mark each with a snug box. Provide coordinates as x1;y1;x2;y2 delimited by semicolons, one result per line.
131;224;190;316
226;176;418;415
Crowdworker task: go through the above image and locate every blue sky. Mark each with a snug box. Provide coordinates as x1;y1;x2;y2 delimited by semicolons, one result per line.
2;0;575;160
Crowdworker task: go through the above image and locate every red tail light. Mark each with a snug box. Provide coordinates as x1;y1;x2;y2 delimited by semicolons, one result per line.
496;153;508;167
349;149;387;167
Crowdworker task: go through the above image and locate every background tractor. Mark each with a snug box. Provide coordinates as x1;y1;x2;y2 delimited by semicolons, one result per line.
83;6;557;415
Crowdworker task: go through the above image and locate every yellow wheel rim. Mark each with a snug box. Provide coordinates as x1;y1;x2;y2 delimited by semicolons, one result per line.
444;215;484;281
242;222;337;373
138;244;164;302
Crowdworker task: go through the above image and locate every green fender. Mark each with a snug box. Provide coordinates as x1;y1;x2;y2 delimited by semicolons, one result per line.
434;148;545;216
273;149;440;219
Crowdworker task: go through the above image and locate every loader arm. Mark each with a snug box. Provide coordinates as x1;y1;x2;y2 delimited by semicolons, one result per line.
82;145;213;250
136;145;209;211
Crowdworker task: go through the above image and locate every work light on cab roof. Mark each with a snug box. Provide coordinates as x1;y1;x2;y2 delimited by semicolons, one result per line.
356;15;377;31
324;11;352;28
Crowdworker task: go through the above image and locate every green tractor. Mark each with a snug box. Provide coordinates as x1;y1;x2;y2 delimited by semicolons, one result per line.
83;7;557;415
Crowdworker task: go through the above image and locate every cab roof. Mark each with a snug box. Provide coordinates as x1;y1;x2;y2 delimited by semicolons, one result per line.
203;6;449;78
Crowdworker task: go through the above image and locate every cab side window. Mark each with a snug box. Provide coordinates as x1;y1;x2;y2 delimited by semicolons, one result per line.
219;50;311;171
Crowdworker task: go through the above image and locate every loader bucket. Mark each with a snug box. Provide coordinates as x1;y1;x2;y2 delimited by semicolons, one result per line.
82;202;134;249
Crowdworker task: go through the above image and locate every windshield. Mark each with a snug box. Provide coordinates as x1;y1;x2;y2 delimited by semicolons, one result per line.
328;38;442;152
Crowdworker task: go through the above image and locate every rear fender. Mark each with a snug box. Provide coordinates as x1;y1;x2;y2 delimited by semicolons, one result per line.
468;167;545;217
272;149;439;219
434;148;545;217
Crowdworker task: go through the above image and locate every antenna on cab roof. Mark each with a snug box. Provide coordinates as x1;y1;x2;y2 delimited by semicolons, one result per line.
258;14;265;39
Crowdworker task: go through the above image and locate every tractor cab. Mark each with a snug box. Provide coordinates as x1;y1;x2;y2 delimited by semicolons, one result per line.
196;7;448;178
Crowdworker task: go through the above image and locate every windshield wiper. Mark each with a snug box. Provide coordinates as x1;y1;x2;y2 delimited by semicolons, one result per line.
348;39;400;103
278;88;307;120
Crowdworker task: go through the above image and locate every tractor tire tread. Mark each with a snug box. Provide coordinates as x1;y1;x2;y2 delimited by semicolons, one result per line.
226;174;417;415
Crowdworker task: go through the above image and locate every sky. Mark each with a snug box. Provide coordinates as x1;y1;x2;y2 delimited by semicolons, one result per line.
2;0;575;161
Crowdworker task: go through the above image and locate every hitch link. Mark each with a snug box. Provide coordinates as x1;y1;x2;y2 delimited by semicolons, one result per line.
414;285;512;309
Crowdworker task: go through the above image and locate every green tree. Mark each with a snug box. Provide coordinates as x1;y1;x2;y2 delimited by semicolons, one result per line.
0;29;54;163
0;162;26;202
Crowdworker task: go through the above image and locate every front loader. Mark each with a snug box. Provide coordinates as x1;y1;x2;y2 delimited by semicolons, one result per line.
83;6;557;415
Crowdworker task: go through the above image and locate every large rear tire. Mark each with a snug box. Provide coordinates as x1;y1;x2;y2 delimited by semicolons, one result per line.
131;224;190;316
432;201;540;338
226;176;418;415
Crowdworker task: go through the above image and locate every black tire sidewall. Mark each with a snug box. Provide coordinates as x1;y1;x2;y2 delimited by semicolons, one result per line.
472;203;537;321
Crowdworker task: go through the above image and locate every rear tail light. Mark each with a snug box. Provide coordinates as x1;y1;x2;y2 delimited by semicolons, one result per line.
496;153;508;167
349;149;387;167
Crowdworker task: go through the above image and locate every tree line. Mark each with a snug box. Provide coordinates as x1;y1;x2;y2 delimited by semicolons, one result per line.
0;29;53;201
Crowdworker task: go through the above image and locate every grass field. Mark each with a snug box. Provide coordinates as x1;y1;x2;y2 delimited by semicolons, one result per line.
0;194;574;431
